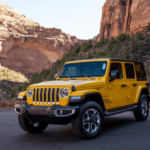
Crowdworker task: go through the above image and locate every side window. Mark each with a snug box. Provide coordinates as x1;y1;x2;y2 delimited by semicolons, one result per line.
110;63;123;79
125;63;135;79
134;62;146;80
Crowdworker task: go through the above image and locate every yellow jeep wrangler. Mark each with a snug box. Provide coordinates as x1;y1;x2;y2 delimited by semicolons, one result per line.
14;58;150;139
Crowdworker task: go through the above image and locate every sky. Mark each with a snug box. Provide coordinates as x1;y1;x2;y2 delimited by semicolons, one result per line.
1;0;105;40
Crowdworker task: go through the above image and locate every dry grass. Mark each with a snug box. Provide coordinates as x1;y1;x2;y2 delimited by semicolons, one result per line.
0;66;28;82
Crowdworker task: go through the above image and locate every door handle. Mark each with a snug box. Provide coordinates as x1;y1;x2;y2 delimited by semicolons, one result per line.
133;84;137;86
121;84;127;87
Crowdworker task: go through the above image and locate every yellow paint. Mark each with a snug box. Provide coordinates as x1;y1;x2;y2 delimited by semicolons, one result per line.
18;59;148;111
18;91;26;96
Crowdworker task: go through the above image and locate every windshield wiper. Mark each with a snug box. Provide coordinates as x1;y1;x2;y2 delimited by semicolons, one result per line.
61;76;72;80
72;75;89;78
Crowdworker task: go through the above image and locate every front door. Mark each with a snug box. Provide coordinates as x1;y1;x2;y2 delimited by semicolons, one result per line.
108;62;127;109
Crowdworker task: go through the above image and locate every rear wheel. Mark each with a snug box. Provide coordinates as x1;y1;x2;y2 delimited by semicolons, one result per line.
71;101;104;139
134;94;149;121
18;115;48;133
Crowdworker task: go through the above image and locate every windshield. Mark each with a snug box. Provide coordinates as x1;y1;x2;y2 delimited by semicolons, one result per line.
59;61;107;78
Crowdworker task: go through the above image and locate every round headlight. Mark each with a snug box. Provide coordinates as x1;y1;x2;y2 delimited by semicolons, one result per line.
59;88;69;98
27;89;33;98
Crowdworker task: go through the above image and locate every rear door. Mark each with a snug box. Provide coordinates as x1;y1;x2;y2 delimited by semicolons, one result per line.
124;62;137;105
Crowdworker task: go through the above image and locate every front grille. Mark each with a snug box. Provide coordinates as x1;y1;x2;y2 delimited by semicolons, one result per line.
32;88;60;104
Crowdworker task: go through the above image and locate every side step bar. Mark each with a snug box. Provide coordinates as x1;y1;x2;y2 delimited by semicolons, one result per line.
104;105;138;116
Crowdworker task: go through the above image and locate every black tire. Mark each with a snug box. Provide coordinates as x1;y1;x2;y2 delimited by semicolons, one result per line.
134;94;149;121
71;101;104;139
18;115;48;133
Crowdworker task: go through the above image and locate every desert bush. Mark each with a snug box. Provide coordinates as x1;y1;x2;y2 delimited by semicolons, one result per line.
109;36;117;45
94;38;109;48
131;46;138;53
126;34;131;41
123;47;130;59
92;50;97;55
87;52;92;59
135;32;144;40
116;33;126;42
81;40;92;52
10;90;16;98
145;69;149;76
130;52;139;60
147;22;150;31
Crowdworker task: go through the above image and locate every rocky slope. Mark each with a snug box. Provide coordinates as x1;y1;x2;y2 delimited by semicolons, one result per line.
97;0;150;40
0;1;82;74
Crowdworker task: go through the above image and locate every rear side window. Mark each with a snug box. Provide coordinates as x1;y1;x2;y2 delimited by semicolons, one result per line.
110;63;123;79
125;63;135;79
134;62;146;80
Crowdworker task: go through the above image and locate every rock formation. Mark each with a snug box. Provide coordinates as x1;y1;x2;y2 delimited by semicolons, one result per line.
0;1;82;73
98;0;150;40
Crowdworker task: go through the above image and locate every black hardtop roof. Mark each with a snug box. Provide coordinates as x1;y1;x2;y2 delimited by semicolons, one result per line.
109;58;142;63
67;58;142;63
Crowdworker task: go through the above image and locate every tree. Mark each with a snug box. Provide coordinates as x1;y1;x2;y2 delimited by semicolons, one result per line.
147;22;150;31
135;32;144;40
126;34;131;41
109;36;117;45
92;50;97;55
81;40;92;52
87;52;92;59
123;47;130;59
114;42;121;54
94;38;109;48
130;52;139;60
116;33;126;42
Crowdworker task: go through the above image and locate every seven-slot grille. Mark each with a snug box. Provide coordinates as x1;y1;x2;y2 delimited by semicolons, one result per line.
32;88;60;104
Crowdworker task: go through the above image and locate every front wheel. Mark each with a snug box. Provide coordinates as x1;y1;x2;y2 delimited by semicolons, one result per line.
71;101;104;139
134;94;149;121
18;115;48;133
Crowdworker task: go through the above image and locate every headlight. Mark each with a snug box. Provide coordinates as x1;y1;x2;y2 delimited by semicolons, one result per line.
27;89;33;98
59;88;69;98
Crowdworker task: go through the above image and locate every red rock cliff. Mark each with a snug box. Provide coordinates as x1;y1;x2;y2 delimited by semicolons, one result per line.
98;0;150;40
0;1;82;74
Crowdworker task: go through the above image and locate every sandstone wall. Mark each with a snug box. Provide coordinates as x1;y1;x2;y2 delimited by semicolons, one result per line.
0;1;82;73
98;0;150;40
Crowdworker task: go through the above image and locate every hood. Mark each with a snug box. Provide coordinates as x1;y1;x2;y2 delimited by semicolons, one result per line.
30;79;105;89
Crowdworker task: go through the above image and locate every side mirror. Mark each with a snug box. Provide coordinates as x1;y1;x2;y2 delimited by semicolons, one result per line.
109;70;119;81
54;73;59;80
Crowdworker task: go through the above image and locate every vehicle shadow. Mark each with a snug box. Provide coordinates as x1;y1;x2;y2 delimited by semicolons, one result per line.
17;112;137;143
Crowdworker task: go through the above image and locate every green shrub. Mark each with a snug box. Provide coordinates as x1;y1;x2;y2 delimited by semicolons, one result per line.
114;42;121;54
123;47;130;59
10;90;16;98
145;69;149;76
97;51;106;57
92;50;97;55
94;38;109;48
81;40;92;52
135;32;144;40
75;46;81;53
147;22;150;31
131;46;138;53
126;34;131;41
130;52;139;60
109;36;117;45
116;33;126;42
87;52;92;59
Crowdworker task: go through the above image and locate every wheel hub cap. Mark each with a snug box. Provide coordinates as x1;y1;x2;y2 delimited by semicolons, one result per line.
83;108;100;133
141;99;148;117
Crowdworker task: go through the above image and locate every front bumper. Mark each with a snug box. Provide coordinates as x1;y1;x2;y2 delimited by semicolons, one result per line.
14;101;79;124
